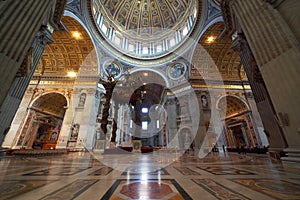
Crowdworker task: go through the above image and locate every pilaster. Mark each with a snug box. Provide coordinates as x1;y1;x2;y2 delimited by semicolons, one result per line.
232;33;287;153
0;25;53;150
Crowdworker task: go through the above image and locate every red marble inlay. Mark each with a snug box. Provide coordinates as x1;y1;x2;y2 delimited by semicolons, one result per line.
120;182;172;199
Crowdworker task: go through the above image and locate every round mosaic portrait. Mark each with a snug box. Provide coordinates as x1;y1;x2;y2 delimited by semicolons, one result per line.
168;62;186;79
103;60;121;78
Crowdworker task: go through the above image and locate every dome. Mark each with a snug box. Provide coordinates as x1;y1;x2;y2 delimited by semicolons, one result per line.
102;0;189;33
90;0;199;60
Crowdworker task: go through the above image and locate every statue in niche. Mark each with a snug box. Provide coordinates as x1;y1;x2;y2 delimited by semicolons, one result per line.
50;132;57;141
70;124;80;140
78;93;86;107
201;95;208;108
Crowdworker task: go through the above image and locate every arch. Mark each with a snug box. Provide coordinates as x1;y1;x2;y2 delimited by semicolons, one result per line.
216;94;250;109
198;16;224;42
29;92;68;120
216;94;250;118
193;20;247;81
216;94;250;111
17;92;69;149
189;13;223;60
30;91;69;109
215;94;261;150
130;68;170;88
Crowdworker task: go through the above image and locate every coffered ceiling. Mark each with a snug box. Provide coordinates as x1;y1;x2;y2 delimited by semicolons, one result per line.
191;22;247;81
35;16;95;76
101;0;190;34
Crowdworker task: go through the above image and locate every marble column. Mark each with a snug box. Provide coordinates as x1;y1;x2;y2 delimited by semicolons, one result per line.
232;32;287;154
0;1;54;106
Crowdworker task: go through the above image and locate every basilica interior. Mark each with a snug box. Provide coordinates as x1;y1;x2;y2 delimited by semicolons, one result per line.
0;0;300;199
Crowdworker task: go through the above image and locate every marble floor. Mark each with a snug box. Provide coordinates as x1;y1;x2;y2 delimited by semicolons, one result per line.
0;150;300;200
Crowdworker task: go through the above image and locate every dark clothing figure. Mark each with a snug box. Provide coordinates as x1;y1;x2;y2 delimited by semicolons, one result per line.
240;144;246;154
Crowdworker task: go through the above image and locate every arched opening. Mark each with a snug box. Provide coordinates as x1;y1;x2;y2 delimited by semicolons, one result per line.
16;93;68;149
217;95;264;152
97;70;169;151
129;81;165;147
120;70;166;148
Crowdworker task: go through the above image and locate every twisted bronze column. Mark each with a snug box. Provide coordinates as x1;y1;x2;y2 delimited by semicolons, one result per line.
99;76;117;136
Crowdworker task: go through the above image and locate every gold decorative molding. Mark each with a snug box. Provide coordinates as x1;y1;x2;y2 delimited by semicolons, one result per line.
192;84;251;90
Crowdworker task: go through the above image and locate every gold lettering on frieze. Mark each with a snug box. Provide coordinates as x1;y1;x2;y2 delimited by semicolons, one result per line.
30;80;75;85
74;81;97;85
30;80;38;84
192;84;251;90
172;86;193;94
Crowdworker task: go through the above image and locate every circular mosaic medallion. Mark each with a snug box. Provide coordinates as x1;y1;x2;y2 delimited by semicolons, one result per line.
103;60;121;78
168;62;186;79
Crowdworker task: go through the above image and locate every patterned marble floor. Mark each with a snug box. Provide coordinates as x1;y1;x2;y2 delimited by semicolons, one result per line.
0;151;300;200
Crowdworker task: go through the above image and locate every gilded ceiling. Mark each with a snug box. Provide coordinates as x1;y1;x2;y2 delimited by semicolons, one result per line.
31;93;68;118
103;0;189;33
35;16;95;76
191;22;247;81
218;96;248;117
34;7;247;83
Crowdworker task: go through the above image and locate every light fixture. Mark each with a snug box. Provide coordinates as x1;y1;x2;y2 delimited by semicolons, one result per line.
206;36;216;44
71;31;82;40
143;72;148;77
67;71;77;78
141;107;148;113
